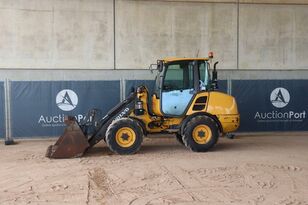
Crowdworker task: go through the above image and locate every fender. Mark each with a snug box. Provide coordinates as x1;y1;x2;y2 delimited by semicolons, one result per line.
129;117;147;136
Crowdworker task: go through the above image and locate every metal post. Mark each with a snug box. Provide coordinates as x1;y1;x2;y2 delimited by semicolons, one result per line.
4;78;14;145
227;78;232;95
120;78;124;101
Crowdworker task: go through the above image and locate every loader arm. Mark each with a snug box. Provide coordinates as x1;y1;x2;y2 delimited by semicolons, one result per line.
46;91;137;158
88;91;136;147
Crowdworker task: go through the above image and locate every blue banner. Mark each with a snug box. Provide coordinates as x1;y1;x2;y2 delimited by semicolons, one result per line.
0;82;4;138
9;79;308;137
233;80;308;132
218;80;227;93
11;81;120;137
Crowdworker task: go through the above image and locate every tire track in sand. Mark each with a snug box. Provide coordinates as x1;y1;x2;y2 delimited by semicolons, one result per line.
87;167;117;205
129;163;306;205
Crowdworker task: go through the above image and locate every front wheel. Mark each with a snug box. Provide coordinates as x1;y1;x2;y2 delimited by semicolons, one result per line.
183;115;219;152
106;118;143;155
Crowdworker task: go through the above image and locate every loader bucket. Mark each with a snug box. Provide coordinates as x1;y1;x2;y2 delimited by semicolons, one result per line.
46;116;89;159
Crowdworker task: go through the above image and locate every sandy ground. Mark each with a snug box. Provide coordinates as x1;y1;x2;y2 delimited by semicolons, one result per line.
0;133;308;205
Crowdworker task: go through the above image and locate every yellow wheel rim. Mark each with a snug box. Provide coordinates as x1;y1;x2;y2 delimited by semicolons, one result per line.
192;125;212;144
115;127;136;148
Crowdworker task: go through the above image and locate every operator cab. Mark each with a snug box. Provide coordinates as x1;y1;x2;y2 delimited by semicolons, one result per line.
153;58;212;117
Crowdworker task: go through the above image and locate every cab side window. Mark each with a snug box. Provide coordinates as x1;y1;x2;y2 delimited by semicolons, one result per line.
163;62;194;91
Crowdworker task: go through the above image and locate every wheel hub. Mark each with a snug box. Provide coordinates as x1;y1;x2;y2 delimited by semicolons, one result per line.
121;133;130;141
192;125;212;144
115;127;136;148
197;130;205;138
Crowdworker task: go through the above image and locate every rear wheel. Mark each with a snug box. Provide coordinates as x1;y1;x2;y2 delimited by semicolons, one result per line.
106;118;143;155
183;115;219;152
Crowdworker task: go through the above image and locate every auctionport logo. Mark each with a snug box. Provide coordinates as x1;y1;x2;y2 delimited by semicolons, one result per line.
270;87;290;108
56;89;78;111
254;87;306;122
38;89;84;128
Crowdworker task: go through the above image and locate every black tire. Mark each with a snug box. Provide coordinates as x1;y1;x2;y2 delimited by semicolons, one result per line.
183;115;219;152
175;133;184;145
106;118;143;155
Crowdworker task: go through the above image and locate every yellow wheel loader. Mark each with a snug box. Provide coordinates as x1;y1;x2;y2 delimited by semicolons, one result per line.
46;54;240;158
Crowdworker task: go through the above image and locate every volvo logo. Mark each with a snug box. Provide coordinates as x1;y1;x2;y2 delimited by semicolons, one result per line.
270;87;290;108
56;89;78;111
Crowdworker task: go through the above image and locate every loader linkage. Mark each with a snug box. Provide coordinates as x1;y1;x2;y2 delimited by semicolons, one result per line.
46;92;136;158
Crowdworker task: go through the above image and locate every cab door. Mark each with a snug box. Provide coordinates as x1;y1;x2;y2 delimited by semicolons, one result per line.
161;61;196;116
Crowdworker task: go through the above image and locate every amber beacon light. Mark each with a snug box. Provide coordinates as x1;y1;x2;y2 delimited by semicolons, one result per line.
208;51;214;59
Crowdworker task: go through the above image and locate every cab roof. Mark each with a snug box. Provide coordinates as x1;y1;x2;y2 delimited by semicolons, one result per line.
162;57;209;63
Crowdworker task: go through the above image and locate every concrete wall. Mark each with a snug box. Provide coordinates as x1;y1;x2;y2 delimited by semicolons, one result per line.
239;4;308;69
0;0;114;69
0;0;308;81
116;0;237;69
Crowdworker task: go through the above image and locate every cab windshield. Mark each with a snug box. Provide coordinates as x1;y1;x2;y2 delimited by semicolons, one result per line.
162;60;209;92
153;60;209;98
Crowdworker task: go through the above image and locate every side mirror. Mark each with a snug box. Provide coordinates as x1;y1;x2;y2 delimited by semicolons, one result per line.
149;64;156;73
211;61;219;90
149;60;164;73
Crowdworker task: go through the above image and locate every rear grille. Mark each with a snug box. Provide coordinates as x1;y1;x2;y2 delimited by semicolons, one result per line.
192;96;207;111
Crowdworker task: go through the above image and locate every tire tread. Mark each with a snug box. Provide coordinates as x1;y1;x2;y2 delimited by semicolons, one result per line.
183;115;219;152
106;118;143;155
